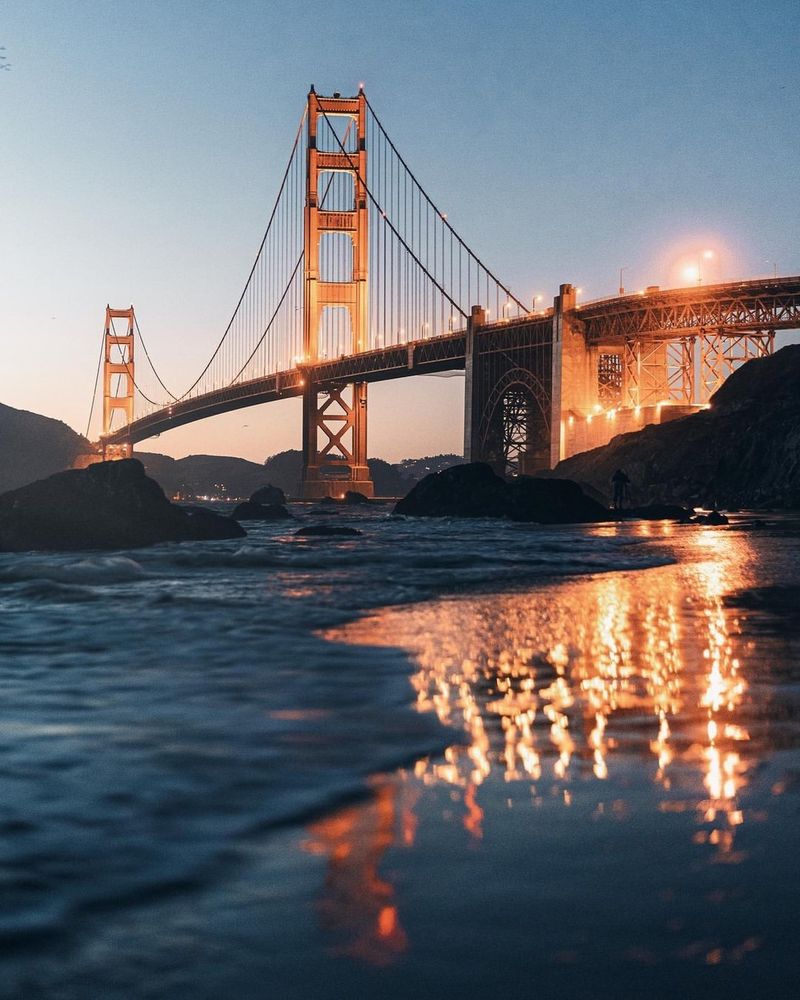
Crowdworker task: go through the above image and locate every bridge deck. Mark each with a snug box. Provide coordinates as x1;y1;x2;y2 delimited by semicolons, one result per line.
102;276;800;448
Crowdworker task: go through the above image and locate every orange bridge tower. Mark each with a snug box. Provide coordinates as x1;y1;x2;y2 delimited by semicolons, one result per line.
301;87;373;499
102;305;135;460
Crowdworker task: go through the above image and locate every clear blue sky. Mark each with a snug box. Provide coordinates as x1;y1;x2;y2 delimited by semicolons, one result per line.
2;0;798;461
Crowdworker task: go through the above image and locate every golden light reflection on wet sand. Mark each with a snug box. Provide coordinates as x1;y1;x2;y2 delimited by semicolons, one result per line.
328;528;757;859
302;780;409;965
306;528;785;967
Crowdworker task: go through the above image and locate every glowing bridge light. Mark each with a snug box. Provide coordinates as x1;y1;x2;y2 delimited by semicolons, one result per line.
683;265;700;284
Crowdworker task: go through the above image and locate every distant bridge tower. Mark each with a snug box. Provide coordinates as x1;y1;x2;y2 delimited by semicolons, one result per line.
301;87;373;498
102;305;135;460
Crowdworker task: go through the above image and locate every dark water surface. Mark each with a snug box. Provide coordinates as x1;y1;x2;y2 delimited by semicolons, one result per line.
1;506;798;998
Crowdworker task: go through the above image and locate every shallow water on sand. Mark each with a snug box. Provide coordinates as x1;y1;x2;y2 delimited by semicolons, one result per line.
1;508;799;998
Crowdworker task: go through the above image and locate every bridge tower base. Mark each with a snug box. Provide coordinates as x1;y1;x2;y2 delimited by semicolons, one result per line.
302;381;373;499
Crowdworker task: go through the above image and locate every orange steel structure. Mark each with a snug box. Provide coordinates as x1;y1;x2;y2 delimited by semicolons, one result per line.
102;305;135;460
301;87;372;498
89;91;800;482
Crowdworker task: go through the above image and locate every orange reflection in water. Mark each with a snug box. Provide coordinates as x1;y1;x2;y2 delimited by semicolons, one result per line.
332;529;758;859
303;781;408;965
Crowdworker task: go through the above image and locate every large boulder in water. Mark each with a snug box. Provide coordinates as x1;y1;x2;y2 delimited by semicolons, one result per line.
249;483;286;506
394;463;508;518
230;500;291;521
0;459;245;552
393;462;608;523
506;477;609;523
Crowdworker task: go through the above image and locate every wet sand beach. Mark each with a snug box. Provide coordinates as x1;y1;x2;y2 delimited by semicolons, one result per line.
2;515;799;998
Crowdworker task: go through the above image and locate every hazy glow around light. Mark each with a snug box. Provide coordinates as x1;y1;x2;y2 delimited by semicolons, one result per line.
683;265;700;283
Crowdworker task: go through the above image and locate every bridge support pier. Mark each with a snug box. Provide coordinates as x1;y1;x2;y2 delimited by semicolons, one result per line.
464;304;558;477
301;380;373;498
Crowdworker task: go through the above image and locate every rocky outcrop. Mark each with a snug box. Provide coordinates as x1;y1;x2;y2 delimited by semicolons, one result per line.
550;346;800;509
622;504;693;522
393;463;609;523
230;500;291;521
295;525;362;537
249;484;286;506
0;459;245;552
344;491;371;505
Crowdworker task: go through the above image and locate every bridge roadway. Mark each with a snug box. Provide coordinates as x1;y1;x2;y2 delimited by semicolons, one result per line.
103;275;800;448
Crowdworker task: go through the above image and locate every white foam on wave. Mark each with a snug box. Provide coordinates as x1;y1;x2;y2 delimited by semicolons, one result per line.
0;555;147;586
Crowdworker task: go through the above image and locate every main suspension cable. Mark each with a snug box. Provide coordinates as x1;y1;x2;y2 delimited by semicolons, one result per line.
140;107;308;405
313;94;465;317
84;323;106;439
363;94;528;313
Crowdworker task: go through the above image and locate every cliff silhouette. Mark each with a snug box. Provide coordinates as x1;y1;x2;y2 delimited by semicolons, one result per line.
551;345;800;509
0;402;90;495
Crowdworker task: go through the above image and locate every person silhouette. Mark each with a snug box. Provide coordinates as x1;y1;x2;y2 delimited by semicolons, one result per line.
611;468;631;510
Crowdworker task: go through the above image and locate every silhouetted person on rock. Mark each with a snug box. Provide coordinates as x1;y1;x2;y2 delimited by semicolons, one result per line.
611;468;630;510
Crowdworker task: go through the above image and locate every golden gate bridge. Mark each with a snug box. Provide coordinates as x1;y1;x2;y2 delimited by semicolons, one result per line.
87;87;800;497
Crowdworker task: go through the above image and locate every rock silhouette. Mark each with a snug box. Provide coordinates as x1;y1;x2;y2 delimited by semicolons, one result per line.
394;463;608;523
0;459;245;552
295;525;362;537
249;483;287;506
230;500;291;521
550;346;800;509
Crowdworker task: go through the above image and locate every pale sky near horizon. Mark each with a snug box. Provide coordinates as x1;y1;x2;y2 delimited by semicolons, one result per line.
2;0;798;462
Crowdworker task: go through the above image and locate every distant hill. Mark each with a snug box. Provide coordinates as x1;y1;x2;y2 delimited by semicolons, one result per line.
137;449;461;499
0;403;90;494
137;453;273;499
398;455;462;481
549;345;800;509
0;400;462;500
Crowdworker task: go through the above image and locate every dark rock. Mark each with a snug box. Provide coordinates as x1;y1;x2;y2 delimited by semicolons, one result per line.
621;503;694;522
505;477;609;524
344;491;371;505
693;510;729;525
230;500;291;521
180;505;251;539
0;459;245;552
249;483;286;506
295;525;362;537
393;463;609;523
394;463;508;518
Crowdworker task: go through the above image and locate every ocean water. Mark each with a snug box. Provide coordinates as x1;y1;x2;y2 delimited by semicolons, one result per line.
1;505;798;998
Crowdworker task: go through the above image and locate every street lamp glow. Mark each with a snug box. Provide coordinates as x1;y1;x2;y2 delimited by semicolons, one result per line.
683;265;700;284
703;249;715;260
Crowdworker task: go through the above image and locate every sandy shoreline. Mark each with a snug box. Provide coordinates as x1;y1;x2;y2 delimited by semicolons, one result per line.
304;521;800;997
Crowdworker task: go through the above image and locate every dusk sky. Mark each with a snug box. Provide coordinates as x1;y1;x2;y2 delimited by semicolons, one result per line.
2;0;798;463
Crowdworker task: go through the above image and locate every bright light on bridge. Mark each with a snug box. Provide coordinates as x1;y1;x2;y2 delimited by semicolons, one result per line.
683;265;701;284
